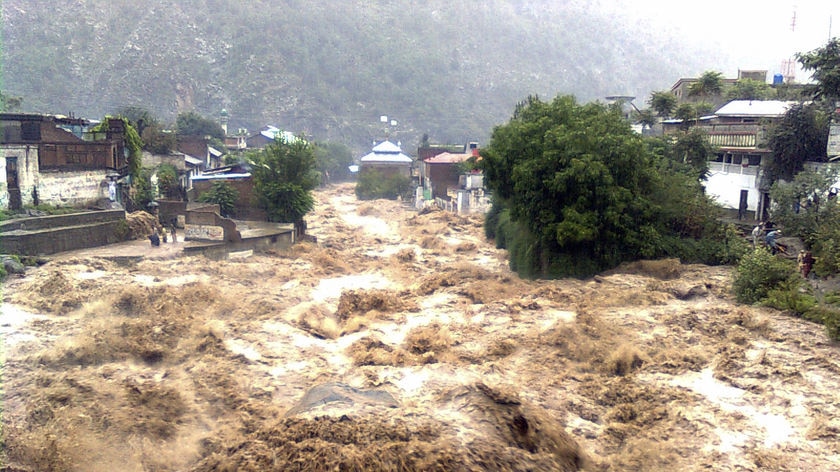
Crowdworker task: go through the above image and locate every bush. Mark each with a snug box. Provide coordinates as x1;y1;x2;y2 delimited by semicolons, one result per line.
355;169;411;200
732;247;796;304
0;264;7;280
762;278;817;315
803;305;840;341
198;181;239;218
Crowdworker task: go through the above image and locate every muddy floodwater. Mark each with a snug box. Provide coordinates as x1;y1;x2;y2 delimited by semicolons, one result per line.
2;183;839;471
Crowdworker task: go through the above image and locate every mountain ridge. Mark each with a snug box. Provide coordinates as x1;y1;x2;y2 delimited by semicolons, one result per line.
2;0;720;152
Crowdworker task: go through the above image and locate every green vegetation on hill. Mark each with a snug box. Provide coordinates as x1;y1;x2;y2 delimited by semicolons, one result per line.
2;0;715;153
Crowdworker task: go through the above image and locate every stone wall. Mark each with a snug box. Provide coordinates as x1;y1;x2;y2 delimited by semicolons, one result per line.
0;209;127;256
0;144;39;210
37;169;110;207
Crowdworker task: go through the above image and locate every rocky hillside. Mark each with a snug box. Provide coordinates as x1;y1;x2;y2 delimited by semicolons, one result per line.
2;0;716;151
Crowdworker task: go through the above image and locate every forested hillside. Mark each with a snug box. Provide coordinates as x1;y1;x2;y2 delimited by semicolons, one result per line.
2;0;717;152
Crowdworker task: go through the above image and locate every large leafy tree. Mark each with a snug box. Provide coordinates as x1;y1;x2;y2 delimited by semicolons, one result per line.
648;91;677;117
726;79;772;101
797;38;840;101
176;111;225;140
0;91;23;111
314;141;355;182
669;128;716;182
250;135;319;233
688;71;724;98
766;103;829;182
483;96;689;277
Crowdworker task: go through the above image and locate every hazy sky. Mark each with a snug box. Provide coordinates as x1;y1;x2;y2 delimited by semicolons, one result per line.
606;0;838;82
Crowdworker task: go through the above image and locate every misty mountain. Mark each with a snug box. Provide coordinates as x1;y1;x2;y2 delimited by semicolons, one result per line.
2;0;717;152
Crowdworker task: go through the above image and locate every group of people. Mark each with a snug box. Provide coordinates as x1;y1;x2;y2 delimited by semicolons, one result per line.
149;224;177;247
751;221;815;278
751;222;783;254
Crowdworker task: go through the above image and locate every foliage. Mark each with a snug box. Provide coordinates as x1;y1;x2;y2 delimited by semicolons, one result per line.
197;181;239;218
797;38;840;101
141;123;177;155
674;103;700;130
725;79;772;101
667;128;715;181
687;71;723;98
355;169;412;201
132;168;156;211
0;91;23;111
314;141;355;182
803;305;840;340
648;91;676;117
1;1;739;153
769;169;839;245
635;108;657;130
0;263;6;280
117;106;160;137
766;103;829;182
251;136;319;224
481;95;732;278
762;277;817;315
156;164;180;199
176;111;225;139
732;247;797;304
91;117;143;181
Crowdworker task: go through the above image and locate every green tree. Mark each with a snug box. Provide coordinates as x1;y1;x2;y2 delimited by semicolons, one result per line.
669;128;716;181
726;78;772;101
176;111;225;139
141;123;177;155
635;108;657;131
314;141;354;182
250;136;319;233
797;38;840;101
117;106;158;137
91;117;143;182
688;71;724;98
674;103;698;129
156;163;180;199
198;181;239;218
766;103;829;182
0;91;23;111
481;95;727;278
648;91;677;117
769;169;839;245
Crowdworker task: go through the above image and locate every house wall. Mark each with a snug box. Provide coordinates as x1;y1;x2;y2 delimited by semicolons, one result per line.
177;137;209;164
360;163;411;180
706;162;761;214
0;145;40;210
37;169;110;207
191;177;266;219
426;163;461;199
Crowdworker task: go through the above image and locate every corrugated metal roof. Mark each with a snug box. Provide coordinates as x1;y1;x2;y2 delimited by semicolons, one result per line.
360;140;412;163
191;173;251;181
371;140;403;153
715;100;796;117
184;155;203;166
424;152;472;164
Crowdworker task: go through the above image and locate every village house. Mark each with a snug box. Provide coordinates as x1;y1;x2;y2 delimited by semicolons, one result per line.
359;140;412;179
663;99;797;221
245;125;300;149
0;113;127;211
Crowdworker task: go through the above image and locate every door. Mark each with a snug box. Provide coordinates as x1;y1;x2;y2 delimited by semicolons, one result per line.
738;189;749;220
5;157;22;211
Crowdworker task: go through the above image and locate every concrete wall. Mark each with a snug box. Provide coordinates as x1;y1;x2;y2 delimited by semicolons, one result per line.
191;177;266;220
0;145;39;209
0;209;127;256
37;169;110;207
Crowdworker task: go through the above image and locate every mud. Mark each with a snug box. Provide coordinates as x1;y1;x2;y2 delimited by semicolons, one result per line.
2;182;840;471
